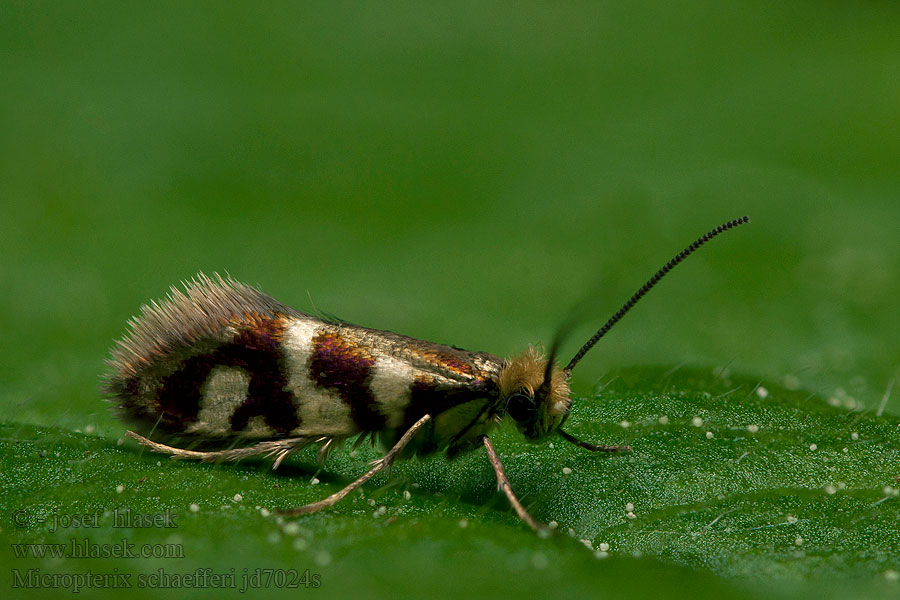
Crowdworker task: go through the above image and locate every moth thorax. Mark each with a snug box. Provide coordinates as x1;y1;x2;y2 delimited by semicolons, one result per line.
499;347;571;440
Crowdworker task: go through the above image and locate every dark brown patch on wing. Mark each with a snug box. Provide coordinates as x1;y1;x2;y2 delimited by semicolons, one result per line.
153;315;299;435
310;331;385;431
402;376;444;455
385;374;500;456
155;356;213;426
228;317;299;434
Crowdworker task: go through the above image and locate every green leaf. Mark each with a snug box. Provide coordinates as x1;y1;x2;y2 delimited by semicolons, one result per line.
3;369;898;599
2;1;899;598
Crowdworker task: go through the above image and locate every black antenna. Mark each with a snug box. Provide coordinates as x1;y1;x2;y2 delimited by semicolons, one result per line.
535;337;561;401
563;216;749;374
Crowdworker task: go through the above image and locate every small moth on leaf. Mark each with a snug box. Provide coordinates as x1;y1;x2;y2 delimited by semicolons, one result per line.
105;217;748;531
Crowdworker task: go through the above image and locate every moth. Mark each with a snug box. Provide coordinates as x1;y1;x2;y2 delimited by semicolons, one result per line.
105;217;748;530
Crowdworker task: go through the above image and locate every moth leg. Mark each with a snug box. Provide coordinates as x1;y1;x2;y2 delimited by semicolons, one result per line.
482;435;545;532
276;414;432;516
125;430;311;468
559;430;631;453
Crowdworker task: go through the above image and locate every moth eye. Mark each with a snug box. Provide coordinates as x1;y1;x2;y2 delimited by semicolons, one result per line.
506;393;537;423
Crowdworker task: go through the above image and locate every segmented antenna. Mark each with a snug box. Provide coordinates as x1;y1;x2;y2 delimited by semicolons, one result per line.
563;216;749;373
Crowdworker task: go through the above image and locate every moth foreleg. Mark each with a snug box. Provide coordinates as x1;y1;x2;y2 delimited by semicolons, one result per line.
482;435;545;533
276;414;433;517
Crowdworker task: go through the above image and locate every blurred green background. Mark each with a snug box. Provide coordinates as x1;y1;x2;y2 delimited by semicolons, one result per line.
2;1;898;599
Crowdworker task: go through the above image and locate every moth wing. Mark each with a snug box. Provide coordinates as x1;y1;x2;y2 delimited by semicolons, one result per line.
105;274;504;453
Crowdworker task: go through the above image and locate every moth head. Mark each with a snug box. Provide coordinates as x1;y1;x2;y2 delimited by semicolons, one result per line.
499;347;571;440
503;216;750;451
